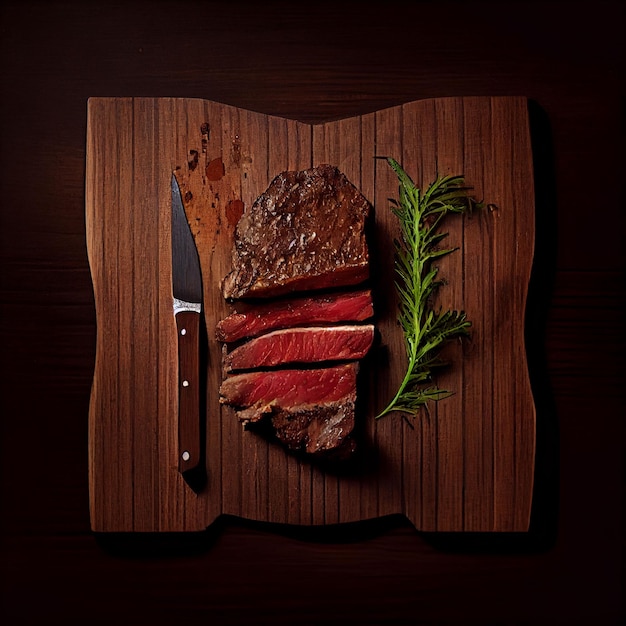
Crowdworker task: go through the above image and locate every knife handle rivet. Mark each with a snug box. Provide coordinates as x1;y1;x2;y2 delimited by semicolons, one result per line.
181;451;190;462
180;328;187;336
182;380;189;387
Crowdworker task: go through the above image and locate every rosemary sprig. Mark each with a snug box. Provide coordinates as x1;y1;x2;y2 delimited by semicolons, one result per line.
376;157;480;420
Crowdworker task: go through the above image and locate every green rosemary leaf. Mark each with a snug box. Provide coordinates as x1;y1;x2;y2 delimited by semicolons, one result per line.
427;246;458;260
375;158;479;420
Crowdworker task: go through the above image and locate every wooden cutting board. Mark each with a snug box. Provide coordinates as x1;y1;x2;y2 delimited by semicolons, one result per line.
86;96;536;533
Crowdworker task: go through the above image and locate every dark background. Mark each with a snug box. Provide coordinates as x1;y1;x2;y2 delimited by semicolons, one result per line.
1;1;624;624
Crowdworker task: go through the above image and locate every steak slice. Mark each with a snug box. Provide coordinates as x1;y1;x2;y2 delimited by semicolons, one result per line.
219;329;364;457
222;164;371;300
215;289;374;343
219;363;359;424
223;324;374;372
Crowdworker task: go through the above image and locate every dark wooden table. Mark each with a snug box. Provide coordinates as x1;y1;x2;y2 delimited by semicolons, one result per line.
1;2;624;624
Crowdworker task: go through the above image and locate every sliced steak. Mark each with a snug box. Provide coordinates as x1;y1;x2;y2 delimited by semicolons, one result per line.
222;164;371;300
223;324;374;372
219;363;359;423
215;289;373;343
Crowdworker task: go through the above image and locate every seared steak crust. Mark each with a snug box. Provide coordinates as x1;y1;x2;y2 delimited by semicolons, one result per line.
270;401;356;455
222;164;371;300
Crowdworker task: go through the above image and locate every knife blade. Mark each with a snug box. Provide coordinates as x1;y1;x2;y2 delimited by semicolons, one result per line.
171;173;206;491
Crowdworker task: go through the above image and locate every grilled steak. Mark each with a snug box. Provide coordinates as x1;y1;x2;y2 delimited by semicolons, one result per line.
215;289;374;343
219;362;359;423
218;165;374;457
223;324;374;372
222;164;371;300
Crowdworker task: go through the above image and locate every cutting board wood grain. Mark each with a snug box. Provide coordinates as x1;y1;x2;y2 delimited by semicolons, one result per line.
86;96;536;533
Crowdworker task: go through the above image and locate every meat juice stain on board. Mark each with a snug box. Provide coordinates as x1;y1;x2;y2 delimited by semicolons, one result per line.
200;122;210;153
206;157;225;181
225;199;244;227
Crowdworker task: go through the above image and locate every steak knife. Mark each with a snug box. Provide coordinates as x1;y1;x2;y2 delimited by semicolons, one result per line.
171;173;206;491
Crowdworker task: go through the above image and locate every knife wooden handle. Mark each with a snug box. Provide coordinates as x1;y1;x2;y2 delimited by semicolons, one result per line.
175;309;202;474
